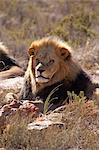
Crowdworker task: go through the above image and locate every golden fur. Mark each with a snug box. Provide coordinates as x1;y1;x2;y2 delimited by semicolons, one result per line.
20;37;82;98
30;37;80;90
0;42;24;80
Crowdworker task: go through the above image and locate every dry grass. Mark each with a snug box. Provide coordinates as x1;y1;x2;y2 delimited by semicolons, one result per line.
0;0;98;69
0;0;99;149
0;99;99;150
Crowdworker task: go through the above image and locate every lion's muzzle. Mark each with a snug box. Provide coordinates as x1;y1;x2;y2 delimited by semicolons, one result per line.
35;63;50;83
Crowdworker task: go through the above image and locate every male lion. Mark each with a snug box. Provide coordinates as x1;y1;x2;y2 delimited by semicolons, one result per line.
20;36;97;108
0;42;24;80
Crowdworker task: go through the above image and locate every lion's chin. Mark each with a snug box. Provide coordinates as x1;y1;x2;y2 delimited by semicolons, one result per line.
36;76;50;83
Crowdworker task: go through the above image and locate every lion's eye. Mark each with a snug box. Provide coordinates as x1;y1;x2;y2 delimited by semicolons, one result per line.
50;59;54;64
47;59;54;66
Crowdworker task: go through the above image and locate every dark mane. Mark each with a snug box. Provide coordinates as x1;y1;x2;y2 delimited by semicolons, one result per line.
0;50;20;71
36;70;95;103
0;44;24;79
20;69;97;105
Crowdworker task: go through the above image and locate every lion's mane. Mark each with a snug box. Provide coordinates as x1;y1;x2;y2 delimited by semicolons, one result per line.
20;37;96;108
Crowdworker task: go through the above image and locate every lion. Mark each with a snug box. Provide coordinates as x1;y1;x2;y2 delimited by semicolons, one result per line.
0;42;24;80
19;36;97;109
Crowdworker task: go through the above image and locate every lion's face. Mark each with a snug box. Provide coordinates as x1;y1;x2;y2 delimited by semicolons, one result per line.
32;45;61;83
27;37;79;88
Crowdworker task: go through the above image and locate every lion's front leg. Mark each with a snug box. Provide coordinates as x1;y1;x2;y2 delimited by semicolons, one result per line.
19;76;34;100
19;56;36;100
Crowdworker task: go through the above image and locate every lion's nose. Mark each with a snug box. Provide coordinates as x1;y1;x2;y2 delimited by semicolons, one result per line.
37;67;45;74
36;63;45;74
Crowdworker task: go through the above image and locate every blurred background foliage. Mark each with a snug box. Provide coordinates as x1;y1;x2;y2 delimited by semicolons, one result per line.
0;0;99;69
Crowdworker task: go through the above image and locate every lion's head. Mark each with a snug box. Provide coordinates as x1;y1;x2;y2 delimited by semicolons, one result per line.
20;36;96;102
28;37;80;90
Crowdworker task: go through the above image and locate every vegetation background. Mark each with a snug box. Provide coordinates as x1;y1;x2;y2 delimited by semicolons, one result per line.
0;0;98;71
0;0;99;150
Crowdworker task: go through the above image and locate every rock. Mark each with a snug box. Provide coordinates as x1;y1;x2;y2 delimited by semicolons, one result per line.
0;77;24;90
19;101;39;117
28;112;64;130
0;100;40;118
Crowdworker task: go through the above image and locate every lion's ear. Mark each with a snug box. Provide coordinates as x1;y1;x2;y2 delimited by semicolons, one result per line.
28;48;35;56
59;47;71;60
